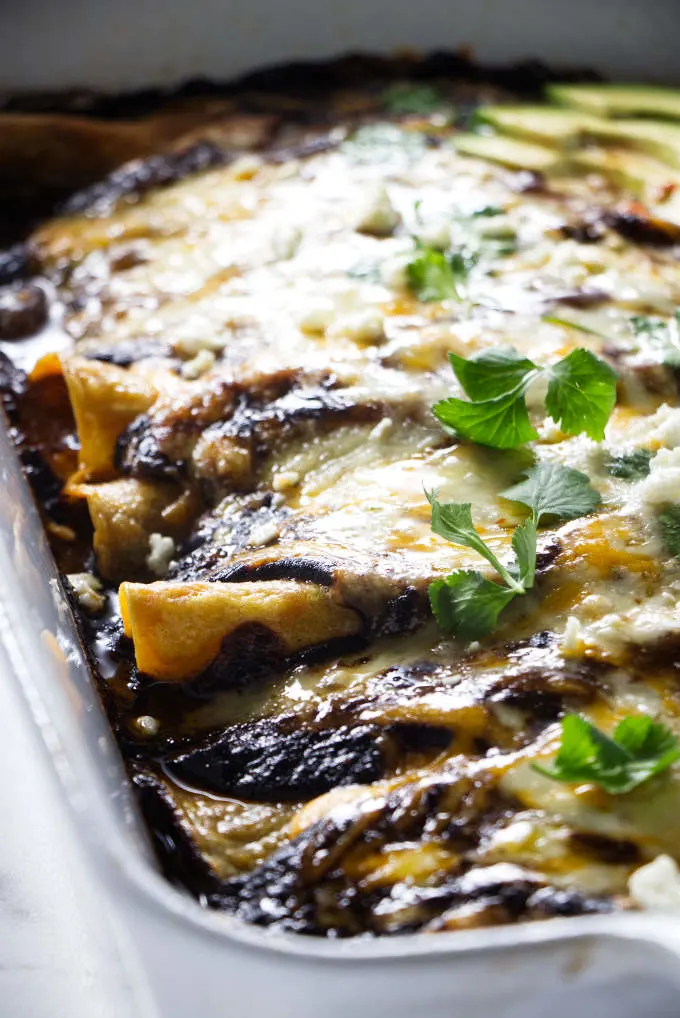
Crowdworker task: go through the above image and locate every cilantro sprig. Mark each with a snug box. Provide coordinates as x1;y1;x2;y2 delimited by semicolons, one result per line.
406;247;473;302
428;462;600;639
433;346;617;449
532;714;680;795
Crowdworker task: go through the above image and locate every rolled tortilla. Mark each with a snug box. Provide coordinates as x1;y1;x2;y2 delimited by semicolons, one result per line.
119;579;362;682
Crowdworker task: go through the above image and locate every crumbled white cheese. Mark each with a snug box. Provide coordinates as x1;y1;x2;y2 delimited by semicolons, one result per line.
67;572;105;614
638;447;680;505
561;587;680;659
414;220;451;250
181;348;216;379
380;254;410;291
174;331;227;357
629;854;680;910
297;301;336;335
271;224;302;261
134;715;160;737
327;308;385;346
485;818;535;851
247;521;280;547
351;185;401;237
560;615;585;657
272;470;301;492
145;533;176;577
369;417;394;441
615;403;680;450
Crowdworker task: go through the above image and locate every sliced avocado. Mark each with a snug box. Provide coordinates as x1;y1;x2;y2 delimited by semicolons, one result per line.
548;83;680;121
571;147;680;198
586;119;680;169
453;133;559;172
474;105;602;148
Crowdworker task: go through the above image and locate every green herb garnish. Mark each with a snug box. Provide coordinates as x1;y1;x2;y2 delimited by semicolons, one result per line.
532;714;680;795
428;462;600;639
501;461;601;523
381;82;449;116
544;348;619;440
631;311;680;367
658;504;680;557
605;448;654;480
433;346;617;449
406;247;469;302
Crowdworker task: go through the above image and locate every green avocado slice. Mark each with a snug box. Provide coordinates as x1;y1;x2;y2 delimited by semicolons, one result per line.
547;83;680;121
474;105;601;148
453;133;560;172
586;118;680;170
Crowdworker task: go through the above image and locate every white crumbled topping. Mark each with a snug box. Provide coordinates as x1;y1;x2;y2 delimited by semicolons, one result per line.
351;184;401;237
414;220;451;250
66;572;105;614
271;224;302;261
560;615;585;656
247;521;280;547
145;533;176;577
181;348;216;379
134;715;160;737
616;403;680;449
369;417;394;441
174;331;227;356
327;308;385;346
638;447;680;505
629;855;680;910
380;253;410;291
272;470;301;492
486;819;535;850
561;586;680;659
297;301;336;334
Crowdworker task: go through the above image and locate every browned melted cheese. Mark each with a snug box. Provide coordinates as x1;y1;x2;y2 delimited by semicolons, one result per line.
6;61;680;935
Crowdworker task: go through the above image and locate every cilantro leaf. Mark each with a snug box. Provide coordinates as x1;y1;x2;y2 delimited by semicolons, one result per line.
406;248;463;302
631;311;680;367
500;462;601;524
605;448;654;480
381;82;449;116
510;519;537;589
545;348;618;441
532;714;680;795
426;492;522;590
432;390;538;449
435;346;617;451
448;348;538;401
658;505;680;558
429;570;517;639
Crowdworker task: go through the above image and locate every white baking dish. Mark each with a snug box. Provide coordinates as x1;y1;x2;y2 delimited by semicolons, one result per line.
3;2;680;1015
